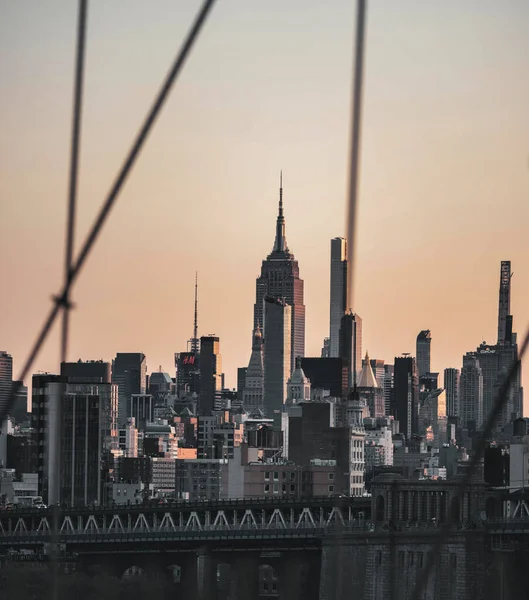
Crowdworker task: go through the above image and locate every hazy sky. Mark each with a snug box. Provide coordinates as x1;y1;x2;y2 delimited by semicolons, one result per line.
1;1;528;404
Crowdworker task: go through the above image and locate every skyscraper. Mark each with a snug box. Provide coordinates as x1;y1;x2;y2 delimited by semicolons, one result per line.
112;353;147;425
460;353;483;432
263;297;292;418
416;330;431;378
199;336;223;416
61;360;111;383
339;311;362;389
444;368;460;418
253;175;305;373
383;364;394;416
497;261;512;346
0;351;13;418
329;237;347;358
393;356;419;439
243;326;264;412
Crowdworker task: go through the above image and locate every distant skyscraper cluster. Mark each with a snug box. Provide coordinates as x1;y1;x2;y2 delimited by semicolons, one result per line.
0;174;523;515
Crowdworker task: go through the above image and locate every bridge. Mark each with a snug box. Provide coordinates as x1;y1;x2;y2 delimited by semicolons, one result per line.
2;489;529;600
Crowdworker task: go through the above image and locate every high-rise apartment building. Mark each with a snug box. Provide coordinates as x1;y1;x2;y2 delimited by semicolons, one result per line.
393;356;419;440
339;311;362;389
497;261;511;346
329;237;347;358
253;176;305;374
32;374;118;506
263;298;292;418
199;336;223;416
243;326;264;411
112;353;147;425
444;368;460;418
460;354;483;432
416;330;431;378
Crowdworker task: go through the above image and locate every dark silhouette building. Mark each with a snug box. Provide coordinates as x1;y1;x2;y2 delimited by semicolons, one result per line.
61;360;111;383
112;353;147;425
329;237;347;358
199;336;222;416
339;311;362;389
300;358;349;398
416;330;431;379
393;356;419;440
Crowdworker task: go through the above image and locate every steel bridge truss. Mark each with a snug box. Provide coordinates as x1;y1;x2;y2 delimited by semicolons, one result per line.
0;502;367;545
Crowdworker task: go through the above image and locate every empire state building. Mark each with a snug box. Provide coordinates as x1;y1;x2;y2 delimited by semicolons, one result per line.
254;175;305;373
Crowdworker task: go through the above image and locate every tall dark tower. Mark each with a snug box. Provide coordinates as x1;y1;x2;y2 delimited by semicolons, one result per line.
253;174;305;373
497;261;512;346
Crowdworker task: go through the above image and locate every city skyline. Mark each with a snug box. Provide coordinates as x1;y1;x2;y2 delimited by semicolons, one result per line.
1;1;528;403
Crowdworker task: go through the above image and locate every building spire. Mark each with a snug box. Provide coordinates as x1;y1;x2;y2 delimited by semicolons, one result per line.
190;272;199;354
273;171;289;253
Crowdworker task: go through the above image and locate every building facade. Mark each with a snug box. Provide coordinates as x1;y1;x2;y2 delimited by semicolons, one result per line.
112;353;147;425
444;367;460;418
416;330;431;378
339;311;362;389
253;177;305;374
263;298;292;418
460;353;484;432
243;326;264;411
393;356;419;440
329;237;347;358
199;336;223;416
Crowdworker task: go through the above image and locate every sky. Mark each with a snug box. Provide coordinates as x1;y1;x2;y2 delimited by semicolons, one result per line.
1;1;529;405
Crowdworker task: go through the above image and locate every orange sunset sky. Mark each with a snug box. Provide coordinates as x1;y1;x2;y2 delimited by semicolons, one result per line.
1;1;528;405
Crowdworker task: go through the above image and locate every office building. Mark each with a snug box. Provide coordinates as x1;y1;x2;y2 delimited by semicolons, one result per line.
199;336;223;416
253;175;305;373
243;326;264;411
416;330;431;378
10;381;28;425
0;352;13;419
128;394;154;430
393;356;419;440
32;374;118;506
329;237;347;358
112;353;147;425
237;367;247;407
497;260;511;346
460;353;484;432
61;360;111;383
444;368;460;418
175;351;200;398
339;311;362;389
148;370;173;402
175;459;228;501
300;358;349;399
383;364;394;416
263;298;292;417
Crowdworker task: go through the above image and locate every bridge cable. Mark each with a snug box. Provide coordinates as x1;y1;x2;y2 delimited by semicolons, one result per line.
0;0;217;429
53;2;89;597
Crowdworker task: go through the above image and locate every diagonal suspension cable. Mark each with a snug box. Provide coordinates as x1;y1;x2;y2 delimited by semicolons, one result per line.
60;0;87;365
0;0;217;428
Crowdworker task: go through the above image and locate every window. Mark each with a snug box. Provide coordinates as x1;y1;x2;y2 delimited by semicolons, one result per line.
290;472;295;481
282;472;287;479
408;552;414;566
273;472;279;481
264;484;270;493
290;484;295;492
265;471;270;481
418;552;424;568
328;485;334;493
328;473;334;480
282;484;286;492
